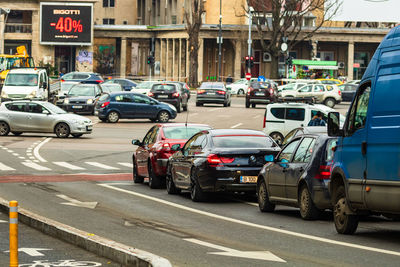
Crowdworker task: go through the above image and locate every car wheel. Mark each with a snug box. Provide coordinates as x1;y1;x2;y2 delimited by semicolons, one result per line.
107;111;120;123
71;134;83;138
190;168;207;202
0;121;10;136
132;159;144;183
238;89;245;95
157;111;170;123
11;132;22;136
333;186;359;234
166;168;181;194
245;101;250;108
269;132;284;145
55;123;70;138
324;97;336;108
148;161;161;189
299;185;321;220
176;101;181;113
196;102;203;107
223;102;228;107
252;103;256;108
258;179;275;212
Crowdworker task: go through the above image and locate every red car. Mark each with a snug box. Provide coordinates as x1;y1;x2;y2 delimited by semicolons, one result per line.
132;123;212;188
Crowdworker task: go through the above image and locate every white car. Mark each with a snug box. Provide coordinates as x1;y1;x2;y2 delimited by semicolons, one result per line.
262;102;345;145
278;82;310;92
131;81;160;95
226;78;258;95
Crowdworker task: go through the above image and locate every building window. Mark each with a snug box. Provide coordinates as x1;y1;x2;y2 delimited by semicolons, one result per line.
317;51;334;61
103;18;115;25
103;0;115;7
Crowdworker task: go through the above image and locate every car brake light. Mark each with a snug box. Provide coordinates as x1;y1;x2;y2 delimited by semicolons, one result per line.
148;92;154;97
60;79;65;82
101;101;110;108
247;87;254;95
95;80;103;84
314;165;331;180
197;89;206;94
207;154;234;167
263;113;266;128
338;90;342;96
269;88;274;95
172;92;179;98
217;90;226;95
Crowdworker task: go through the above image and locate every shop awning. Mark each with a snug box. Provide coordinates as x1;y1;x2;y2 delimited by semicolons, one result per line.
292;59;337;66
307;65;339;70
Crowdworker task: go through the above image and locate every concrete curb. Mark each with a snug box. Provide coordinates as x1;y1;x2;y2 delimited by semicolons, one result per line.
0;197;172;267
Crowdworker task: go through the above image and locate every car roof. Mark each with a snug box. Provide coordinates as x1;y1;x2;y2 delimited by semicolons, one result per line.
158;123;211;128
208;129;267;136
8;68;43;74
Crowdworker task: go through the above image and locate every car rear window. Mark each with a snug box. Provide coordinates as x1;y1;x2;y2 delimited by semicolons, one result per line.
251;82;270;89
200;83;224;89
68;85;95;96
270;108;285;119
212;135;275;148
163;126;210;139
152;84;176;91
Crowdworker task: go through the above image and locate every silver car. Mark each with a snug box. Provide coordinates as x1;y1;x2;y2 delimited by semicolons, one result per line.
0;101;92;138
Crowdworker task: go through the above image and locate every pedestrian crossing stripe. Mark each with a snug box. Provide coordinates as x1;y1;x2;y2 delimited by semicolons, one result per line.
85;162;120;170
22;162;51;171
117;162;133;168
53;162;85;170
0;161;133;171
0;162;15;171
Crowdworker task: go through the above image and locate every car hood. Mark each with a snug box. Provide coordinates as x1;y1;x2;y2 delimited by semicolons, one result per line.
66;96;95;101
2;86;37;94
55;113;92;123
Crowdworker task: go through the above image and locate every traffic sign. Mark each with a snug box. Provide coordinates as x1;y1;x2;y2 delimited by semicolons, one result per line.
245;73;252;80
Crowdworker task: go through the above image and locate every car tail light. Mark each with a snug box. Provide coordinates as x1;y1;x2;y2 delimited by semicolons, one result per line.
101;101;110;108
269;88;274;95
148;92;154;97
263;113;266;128
197;89;206;94
95;80;104;84
338;90;342;96
217;90;226;95
207;154;234;167
247;87;254;95
172;92;179;98
314;165;331;180
60;79;65;82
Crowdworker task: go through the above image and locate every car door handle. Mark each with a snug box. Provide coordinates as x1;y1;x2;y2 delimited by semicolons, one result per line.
299;167;304;173
361;141;367;155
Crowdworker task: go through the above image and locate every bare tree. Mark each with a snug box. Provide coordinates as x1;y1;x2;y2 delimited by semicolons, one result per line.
246;0;341;79
185;0;205;87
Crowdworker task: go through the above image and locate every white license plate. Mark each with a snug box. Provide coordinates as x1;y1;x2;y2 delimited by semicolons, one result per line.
158;95;168;99
86;125;92;131
72;105;83;109
255;92;264;96
207;92;216;95
240;176;258;183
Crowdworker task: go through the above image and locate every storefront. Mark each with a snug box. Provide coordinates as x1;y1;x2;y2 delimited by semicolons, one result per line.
291;59;338;79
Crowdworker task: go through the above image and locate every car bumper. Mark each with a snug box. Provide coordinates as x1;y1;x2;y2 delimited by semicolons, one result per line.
196;97;226;103
312;183;331;210
69;123;93;134
247;98;274;104
63;104;94;114
156;98;179;106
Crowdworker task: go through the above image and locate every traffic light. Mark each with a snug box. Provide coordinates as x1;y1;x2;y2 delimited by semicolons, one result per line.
147;55;155;66
249;56;254;68
245;55;254;69
286;56;293;68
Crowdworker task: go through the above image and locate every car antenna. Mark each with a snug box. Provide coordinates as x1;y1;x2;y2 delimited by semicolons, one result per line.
185;107;189;128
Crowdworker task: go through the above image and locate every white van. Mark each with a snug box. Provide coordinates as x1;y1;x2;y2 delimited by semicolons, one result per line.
262;102;345;144
1;68;51;101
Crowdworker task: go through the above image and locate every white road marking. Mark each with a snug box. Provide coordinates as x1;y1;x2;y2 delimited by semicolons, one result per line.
117;162;133;168
4;248;52;257
85;162;119;170
1;147;7;150
0;219;7;223
99;183;400;257
6;150;14;153
230;123;243;129
18;157;25;159
33;138;52;162
57;194;98;209
209;108;222;112
12;153;19;156
53;162;85;170
184;238;285;262
27;153;33;156
0;162;15;171
22;162;51;171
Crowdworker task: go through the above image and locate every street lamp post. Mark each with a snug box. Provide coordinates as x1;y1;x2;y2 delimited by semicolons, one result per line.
247;6;254;74
217;0;222;82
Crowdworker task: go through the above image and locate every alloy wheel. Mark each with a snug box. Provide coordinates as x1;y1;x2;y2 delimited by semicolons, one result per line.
0;122;10;136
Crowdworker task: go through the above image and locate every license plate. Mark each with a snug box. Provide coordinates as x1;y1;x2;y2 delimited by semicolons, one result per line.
72;105;83;109
158;95;168;99
207;92;216;95
86;125;92;131
240;176;258;183
255;92;264;96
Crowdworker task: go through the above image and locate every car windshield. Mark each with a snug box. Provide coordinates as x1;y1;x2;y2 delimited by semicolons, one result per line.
233;79;247;84
200;83;224;89
41;102;67;114
136;82;155;89
212;135;275;148
152;84;175;91
164;126;210;139
68;85;95;96
5;73;38;86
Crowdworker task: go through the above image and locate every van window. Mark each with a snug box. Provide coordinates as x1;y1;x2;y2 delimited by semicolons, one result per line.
270;108;285;119
347;84;371;134
286;108;305;121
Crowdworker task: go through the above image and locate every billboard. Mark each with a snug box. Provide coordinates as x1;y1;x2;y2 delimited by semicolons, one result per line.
40;2;93;45
327;0;400;23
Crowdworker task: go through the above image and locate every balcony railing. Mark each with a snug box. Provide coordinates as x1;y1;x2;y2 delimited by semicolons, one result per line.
5;23;32;34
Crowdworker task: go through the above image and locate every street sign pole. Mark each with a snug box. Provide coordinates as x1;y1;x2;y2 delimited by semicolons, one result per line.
218;0;223;82
247;7;253;74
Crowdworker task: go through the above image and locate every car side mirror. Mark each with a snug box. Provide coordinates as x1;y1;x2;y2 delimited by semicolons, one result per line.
42;110;50;115
328;112;343;137
132;139;142;146
279;158;289;168
264;155;274;162
150;101;156;105
171;144;181;151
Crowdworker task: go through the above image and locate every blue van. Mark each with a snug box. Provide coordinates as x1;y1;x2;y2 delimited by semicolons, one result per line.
327;26;400;234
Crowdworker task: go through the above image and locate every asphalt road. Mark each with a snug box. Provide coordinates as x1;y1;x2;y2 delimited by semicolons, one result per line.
5;98;399;267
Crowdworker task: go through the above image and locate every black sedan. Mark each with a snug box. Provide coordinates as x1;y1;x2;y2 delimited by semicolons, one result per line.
148;83;188;113
166;129;280;202
338;83;357;102
257;134;337;220
63;83;103;114
245;81;278;108
196;82;231;107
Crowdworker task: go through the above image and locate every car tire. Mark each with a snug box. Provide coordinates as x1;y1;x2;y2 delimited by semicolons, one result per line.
71;134;83;138
299;185;321;220
196;102;203;107
269;132;284;146
166;168;181;195
0;121;10;136
148;161;161;189
258;179;275;212
252;103;256;108
176;101;181;113
190;168;207;202
157;111;170;123
132;159;144;183
333;185;359;234
223;102;228;107
324;97;336;108
238;89;245;95
245;101;250;108
55;123;70;138
11;132;22;136
107;111;120;123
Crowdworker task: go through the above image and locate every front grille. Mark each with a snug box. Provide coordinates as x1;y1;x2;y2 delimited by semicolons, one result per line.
70;100;86;104
8;94;27;98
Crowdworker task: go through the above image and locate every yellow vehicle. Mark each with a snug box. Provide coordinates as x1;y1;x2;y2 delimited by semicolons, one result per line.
316;78;343;85
0;46;35;85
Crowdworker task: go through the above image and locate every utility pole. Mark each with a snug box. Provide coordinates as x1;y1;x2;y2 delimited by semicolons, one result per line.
247;6;254;74
0;8;10;54
217;0;222;82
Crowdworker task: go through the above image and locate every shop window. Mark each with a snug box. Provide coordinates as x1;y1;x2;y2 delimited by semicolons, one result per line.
103;0;115;7
317;51;334;61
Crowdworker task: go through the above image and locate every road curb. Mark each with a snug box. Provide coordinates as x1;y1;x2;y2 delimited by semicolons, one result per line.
0;196;172;267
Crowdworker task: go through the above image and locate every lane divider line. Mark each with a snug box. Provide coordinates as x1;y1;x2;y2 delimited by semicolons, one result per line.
33;138;52;163
98;183;400;257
